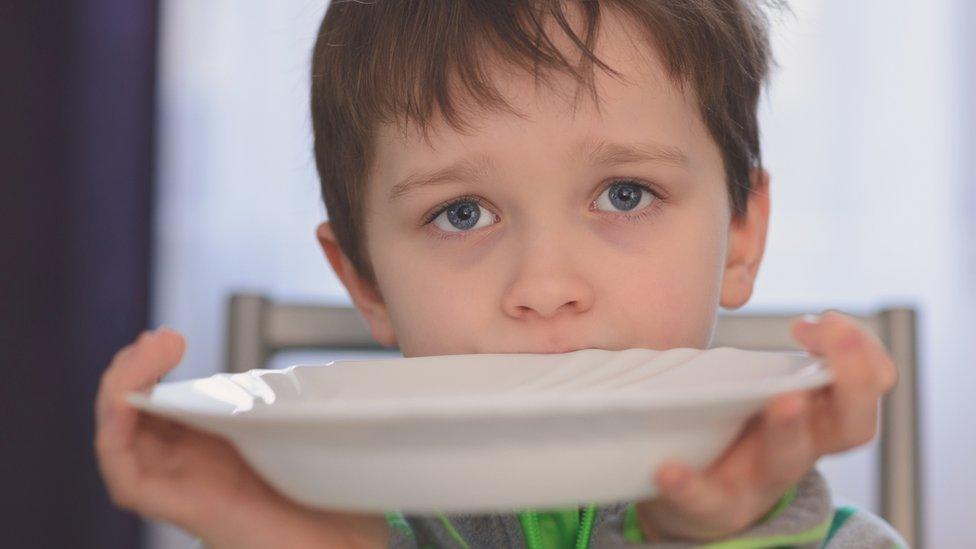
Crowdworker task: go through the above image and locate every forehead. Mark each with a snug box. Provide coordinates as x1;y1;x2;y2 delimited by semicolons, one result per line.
371;5;716;193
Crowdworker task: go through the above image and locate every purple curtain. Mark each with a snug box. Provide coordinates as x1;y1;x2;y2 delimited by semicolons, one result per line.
1;1;158;547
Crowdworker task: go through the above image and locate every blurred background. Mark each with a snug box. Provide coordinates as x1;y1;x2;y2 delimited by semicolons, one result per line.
3;0;974;547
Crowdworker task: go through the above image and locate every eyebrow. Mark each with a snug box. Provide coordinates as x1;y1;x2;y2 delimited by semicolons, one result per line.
387;137;690;202
577;137;690;170
389;154;495;202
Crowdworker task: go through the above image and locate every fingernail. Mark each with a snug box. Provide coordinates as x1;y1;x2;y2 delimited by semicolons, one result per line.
795;315;820;336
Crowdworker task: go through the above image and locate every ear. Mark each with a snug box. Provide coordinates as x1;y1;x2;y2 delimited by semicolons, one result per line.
720;167;771;310
315;221;398;347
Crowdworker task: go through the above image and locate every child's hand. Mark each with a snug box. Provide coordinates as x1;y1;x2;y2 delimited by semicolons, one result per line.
94;328;389;549
633;310;898;542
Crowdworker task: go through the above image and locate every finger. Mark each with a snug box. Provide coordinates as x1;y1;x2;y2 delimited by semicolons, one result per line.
649;414;790;535
653;460;730;520
97;328;186;423
95;331;149;423
760;391;815;488
105;328;186;398
95;327;186;451
662;398;813;535
94;328;186;507
94;393;143;508
791;312;890;450
792;311;896;393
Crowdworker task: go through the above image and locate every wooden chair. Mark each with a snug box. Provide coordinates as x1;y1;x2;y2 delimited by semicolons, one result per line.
223;292;921;547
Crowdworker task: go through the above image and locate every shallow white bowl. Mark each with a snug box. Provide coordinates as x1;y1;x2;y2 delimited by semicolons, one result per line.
126;347;831;514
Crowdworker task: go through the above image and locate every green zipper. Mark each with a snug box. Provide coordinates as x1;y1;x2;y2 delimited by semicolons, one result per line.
518;504;598;549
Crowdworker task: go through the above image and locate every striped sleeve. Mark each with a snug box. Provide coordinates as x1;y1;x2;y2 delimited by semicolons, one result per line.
821;505;908;549
386;510;420;548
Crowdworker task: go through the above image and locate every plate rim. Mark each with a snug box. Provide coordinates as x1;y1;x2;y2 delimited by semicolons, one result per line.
125;359;833;424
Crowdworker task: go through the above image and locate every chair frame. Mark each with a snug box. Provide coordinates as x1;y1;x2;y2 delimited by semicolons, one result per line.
224;293;921;547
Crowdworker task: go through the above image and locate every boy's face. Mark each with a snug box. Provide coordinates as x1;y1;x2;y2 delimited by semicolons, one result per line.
318;7;769;357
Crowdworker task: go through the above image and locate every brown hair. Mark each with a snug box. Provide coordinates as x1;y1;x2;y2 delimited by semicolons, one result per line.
311;0;779;288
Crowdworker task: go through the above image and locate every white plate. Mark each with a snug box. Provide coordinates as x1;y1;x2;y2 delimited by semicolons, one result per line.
126;347;831;514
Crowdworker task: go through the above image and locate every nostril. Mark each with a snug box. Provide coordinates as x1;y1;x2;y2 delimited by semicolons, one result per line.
557;301;580;314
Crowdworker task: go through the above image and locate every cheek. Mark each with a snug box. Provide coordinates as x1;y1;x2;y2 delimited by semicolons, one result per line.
376;256;490;357
364;217;474;356
603;221;725;350
374;227;512;356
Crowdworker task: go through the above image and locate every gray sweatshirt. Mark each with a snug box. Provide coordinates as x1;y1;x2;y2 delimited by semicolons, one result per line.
386;468;909;548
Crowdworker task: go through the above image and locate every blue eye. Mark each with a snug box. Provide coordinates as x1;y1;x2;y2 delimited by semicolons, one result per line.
593;181;654;213
422;180;662;239
429;199;497;232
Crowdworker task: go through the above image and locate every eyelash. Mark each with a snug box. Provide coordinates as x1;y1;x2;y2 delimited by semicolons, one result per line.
421;179;666;241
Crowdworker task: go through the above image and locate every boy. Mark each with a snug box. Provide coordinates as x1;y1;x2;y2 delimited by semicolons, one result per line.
95;0;907;547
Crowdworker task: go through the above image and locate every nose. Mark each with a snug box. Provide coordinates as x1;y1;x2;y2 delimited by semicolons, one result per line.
500;238;595;320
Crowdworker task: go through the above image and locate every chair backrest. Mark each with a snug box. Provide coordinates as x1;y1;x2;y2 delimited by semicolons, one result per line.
224;292;921;547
